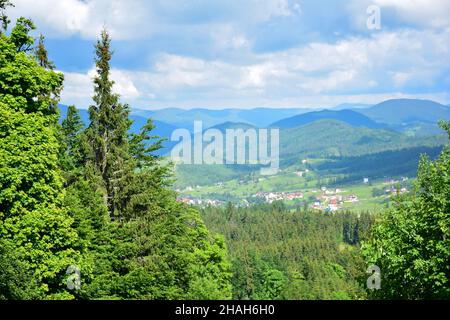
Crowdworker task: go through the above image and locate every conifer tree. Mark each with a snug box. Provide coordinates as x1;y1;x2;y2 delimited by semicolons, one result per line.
35;34;55;69
61;29;233;300
85;29;132;219
60;105;85;179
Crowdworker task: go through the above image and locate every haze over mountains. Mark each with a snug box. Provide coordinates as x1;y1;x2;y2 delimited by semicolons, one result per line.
131;107;309;129
357;99;450;125
146;99;450;136
60;98;450;187
60;98;450;157
196;99;450;138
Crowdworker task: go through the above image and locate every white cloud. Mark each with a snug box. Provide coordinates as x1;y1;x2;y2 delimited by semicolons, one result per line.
63;24;450;108
111;69;141;99
60;26;450;109
9;0;302;40
210;24;250;51
32;1;447;109
10;0;154;40
62;67;141;107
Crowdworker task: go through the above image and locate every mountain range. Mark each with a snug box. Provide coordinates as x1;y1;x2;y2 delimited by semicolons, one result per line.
199;99;450;137
60;98;450;158
59;98;450;187
131;107;311;129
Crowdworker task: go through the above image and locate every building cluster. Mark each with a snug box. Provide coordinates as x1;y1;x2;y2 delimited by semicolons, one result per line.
311;188;359;212
176;197;223;207
385;186;409;195
384;177;409;185
253;191;304;204
383;177;410;195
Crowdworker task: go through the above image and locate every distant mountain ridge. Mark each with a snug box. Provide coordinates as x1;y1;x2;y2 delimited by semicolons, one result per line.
332;103;373;110
209;122;258;131
175;118;448;187
59;98;450;156
131;107;313;129
358;99;450;125
279;119;447;164
270;109;384;129
356;99;450;136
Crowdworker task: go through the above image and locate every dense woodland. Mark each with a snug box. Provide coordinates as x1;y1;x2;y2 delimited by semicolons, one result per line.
1;2;449;300
202;204;374;300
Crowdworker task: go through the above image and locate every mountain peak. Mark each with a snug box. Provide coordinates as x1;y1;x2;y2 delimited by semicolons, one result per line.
359;99;450;125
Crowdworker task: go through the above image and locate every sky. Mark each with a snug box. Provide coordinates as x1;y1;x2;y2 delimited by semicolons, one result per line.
8;0;450;110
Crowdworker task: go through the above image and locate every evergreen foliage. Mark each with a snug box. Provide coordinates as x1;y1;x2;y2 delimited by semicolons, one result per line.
59;29;232;300
202;204;374;300
363;121;450;299
1;1;449;301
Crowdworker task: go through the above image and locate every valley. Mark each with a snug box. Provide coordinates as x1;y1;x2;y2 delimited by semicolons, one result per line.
60;98;450;213
168;99;450;212
175;162;412;212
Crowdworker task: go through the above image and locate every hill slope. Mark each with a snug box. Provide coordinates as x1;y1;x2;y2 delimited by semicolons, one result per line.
208;122;258;131
358;99;450;125
280;119;447;165
272;110;384;129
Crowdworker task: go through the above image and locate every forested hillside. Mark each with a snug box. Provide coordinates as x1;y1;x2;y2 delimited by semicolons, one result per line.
202;204;374;300
174;119;448;187
280;119;447;163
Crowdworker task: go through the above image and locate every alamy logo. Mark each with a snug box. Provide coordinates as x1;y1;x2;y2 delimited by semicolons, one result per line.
171;121;280;176
367;265;381;290
66;265;81;291
367;5;381;30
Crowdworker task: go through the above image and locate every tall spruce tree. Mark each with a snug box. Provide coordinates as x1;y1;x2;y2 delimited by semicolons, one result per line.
59;30;233;300
85;30;132;219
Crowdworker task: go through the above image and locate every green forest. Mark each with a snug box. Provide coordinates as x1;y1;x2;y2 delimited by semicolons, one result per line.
1;2;449;300
202;204;374;300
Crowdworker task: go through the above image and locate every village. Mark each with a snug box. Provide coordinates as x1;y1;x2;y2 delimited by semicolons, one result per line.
311;187;359;213
176;196;225;207
175;172;411;211
252;191;304;204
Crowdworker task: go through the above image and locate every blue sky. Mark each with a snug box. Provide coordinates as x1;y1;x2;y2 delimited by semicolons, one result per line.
9;0;450;109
